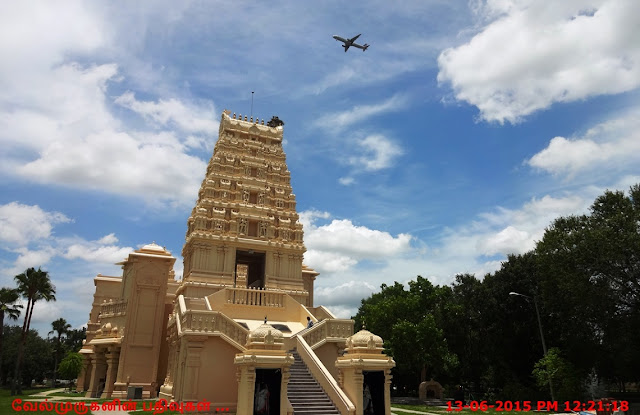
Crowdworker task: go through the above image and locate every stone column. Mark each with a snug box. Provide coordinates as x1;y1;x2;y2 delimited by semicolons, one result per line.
86;350;106;398
279;367;291;414
76;353;91;393
182;338;205;401
235;366;256;415
101;347;121;398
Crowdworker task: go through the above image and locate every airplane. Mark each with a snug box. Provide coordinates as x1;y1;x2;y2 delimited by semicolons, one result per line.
332;34;369;52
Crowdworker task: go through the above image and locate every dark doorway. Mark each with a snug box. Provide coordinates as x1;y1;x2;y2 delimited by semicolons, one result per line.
235;250;266;288
254;368;281;414
363;371;385;415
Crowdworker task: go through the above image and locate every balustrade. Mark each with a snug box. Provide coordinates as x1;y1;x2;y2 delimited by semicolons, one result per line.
100;299;128;316
179;310;248;349
301;319;354;349
224;287;285;307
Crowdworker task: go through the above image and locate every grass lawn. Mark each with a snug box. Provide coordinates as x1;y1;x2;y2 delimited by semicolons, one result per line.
392;403;540;415
2;387;235;414
1;387;60;415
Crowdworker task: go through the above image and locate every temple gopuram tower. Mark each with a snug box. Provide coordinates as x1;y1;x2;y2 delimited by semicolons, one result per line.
81;110;360;414
179;111;315;306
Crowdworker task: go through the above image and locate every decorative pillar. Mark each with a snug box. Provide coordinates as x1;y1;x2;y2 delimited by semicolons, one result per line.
76;353;91;392
182;338;206;401
86;350;107;398
236;366;256;415
336;329;396;415
101;347;121;398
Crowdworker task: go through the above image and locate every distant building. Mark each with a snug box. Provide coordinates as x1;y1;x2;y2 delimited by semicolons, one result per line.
78;111;394;414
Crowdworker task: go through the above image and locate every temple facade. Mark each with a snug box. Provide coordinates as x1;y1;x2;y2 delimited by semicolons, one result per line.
78;111;395;415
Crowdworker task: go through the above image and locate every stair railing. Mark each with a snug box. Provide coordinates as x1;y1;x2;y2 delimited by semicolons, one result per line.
294;335;356;415
300;318;354;349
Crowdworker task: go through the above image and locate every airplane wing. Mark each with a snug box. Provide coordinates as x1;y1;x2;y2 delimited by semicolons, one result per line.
349;34;362;42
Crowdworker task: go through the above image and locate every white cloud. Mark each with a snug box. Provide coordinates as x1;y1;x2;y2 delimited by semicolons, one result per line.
97;233;119;245
11;247;57;276
115;92;218;134
527;109;640;178
13;129;206;206
304;251;358;273
437;0;640;123
314;281;377;318
64;243;131;264
0;4;213;209
310;187;604;321
300;210;412;275
306;219;412;259
0;203;134;286
348;135;404;171
314;95;408;132
58;233;133;264
0;202;71;247
338;177;355;186
471;194;588;256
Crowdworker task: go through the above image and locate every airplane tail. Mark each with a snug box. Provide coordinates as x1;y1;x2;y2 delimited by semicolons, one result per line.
362;44;369;51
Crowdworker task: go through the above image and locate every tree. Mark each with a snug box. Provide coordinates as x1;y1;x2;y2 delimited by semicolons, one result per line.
0;288;22;385
49;318;71;387
532;348;581;401
535;185;640;388
64;328;87;352
354;277;456;394
12;267;56;394
58;352;84;392
1;325;53;386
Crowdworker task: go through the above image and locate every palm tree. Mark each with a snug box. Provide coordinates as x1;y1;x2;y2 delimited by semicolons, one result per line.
49;318;71;387
0;287;22;385
12;267;56;395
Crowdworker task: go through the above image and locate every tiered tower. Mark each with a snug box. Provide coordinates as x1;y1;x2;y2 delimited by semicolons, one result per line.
178;111;315;305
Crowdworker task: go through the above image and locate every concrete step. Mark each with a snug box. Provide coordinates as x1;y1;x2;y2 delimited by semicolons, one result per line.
287;349;340;415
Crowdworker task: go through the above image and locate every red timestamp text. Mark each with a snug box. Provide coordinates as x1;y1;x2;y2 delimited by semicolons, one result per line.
447;400;630;412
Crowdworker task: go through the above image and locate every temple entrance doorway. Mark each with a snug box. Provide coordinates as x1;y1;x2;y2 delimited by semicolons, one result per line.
235;250;265;288
363;371;385;415
254;368;281;415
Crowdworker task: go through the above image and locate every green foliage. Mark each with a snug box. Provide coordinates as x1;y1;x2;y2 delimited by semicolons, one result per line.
0;287;22;385
49;318;72;387
1;325;54;386
355;184;640;400
354;277;457;394
59;352;84;391
0;288;22;322
59;352;83;379
536;185;640;385
532;348;581;401
12;267;56;395
64;328;87;352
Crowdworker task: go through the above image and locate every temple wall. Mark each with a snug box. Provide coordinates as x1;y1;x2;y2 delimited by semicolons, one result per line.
175;336;239;410
90;277;122;323
313;342;342;382
115;255;173;390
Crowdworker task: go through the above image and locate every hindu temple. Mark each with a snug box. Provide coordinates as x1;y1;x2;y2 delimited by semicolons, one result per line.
77;110;395;415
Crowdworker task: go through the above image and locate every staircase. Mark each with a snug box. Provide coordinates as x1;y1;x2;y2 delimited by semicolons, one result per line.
288;350;340;414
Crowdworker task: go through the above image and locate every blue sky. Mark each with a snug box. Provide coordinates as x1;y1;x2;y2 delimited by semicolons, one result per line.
1;1;639;334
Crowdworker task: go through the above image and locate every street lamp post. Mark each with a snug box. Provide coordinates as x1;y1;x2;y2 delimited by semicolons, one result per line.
509;291;555;402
